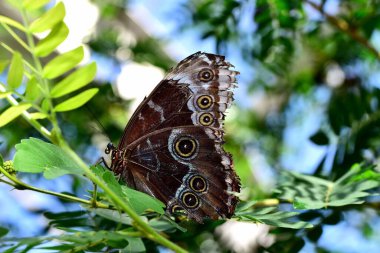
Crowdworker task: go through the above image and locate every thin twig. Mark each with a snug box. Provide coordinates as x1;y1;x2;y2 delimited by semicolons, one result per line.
304;0;380;60
0;177;17;187
0;164;109;208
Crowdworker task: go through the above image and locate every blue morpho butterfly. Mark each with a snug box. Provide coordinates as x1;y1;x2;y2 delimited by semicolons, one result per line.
103;52;240;223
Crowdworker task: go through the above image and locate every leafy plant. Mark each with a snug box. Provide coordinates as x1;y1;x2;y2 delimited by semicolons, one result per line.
1;0;380;253
275;164;380;209
236;201;312;229
0;1;183;252
0;2;98;132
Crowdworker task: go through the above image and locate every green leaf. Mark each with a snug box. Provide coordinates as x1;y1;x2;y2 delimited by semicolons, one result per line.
13;138;83;179
5;0;23;9
122;186;165;215
7;52;24;89
90;209;134;225
44;211;91;229
25;77;42;101
35;22;69;57
123;238;146;253
0;59;9;73
38;231;134;252
101;169;125;198
0;15;25;31
39;245;76;251
92;165;125;198
0;154;3;166
7;237;44;251
349;168;380;181
43;46;84;79
235;206;313;229
41;98;50;112
235;200;257;212
149;218;187;233
275;164;380;210
44;210;91;231
23;0;51;10
0;103;31;127
29;112;48;119
45;163;82;179
29;2;65;33
44;210;87;220
59;231;127;245
51;63;97;98
93;166;165;215
0;226;9;237
53;88;99;112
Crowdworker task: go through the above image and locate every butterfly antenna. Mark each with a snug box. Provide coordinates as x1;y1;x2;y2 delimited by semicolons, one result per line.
84;104;112;143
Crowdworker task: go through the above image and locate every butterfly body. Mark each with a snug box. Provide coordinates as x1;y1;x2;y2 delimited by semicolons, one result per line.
107;52;240;222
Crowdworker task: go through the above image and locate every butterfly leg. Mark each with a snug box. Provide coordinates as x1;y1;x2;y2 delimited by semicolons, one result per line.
95;142;116;170
95;156;111;170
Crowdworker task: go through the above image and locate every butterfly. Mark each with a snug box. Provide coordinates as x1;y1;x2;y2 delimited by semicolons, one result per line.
105;52;240;223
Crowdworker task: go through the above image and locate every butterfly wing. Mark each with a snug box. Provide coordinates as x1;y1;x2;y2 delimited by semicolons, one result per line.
111;52;240;222
125;126;240;222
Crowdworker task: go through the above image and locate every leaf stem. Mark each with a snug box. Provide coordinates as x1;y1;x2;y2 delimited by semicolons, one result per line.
91;182;98;207
0;177;17;187
0;41;40;76
0;23;31;52
0;164;108;208
0;83;51;140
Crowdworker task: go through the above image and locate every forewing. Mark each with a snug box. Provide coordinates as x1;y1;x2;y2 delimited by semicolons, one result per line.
118;52;238;148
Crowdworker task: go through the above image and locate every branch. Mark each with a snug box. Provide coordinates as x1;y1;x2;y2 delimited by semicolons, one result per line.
0;164;109;208
304;0;380;60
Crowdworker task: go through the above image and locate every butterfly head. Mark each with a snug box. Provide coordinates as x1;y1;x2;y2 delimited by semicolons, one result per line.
105;143;119;171
105;143;115;155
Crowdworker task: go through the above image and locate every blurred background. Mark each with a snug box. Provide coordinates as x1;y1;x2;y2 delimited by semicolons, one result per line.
1;0;380;252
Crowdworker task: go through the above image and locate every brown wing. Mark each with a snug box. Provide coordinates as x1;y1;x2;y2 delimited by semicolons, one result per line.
118;52;238;148
123;126;240;222
111;52;240;222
